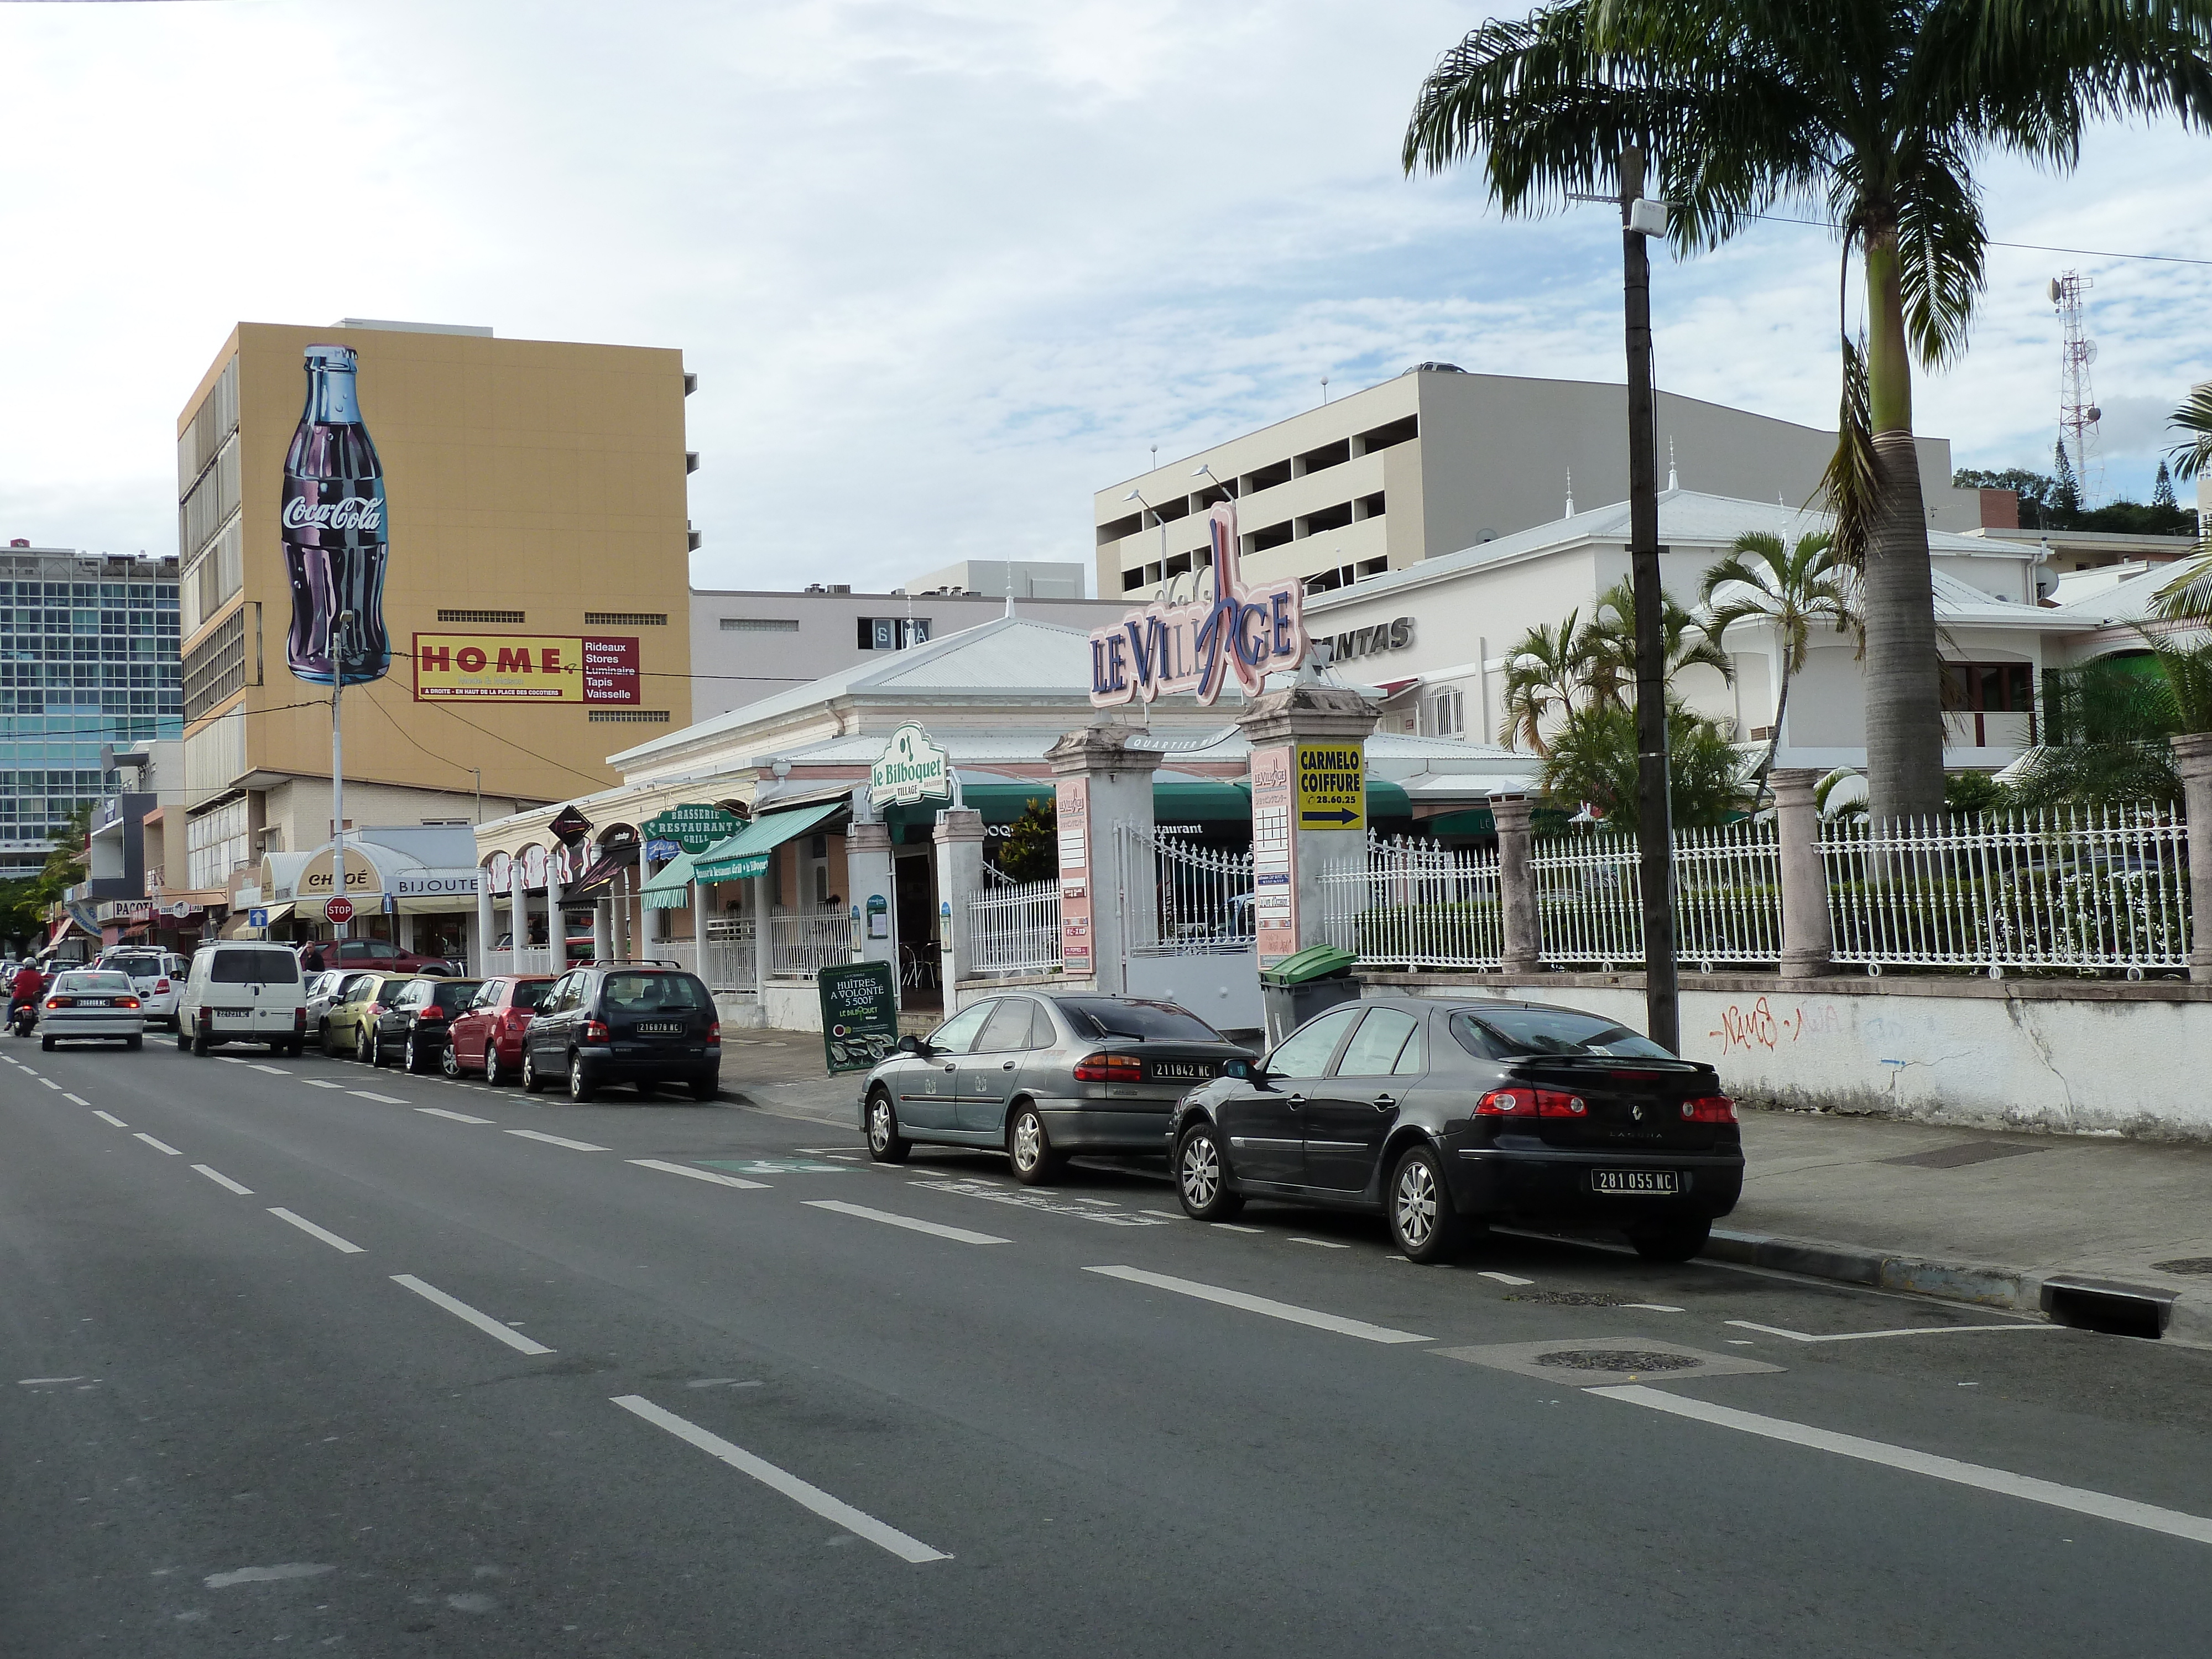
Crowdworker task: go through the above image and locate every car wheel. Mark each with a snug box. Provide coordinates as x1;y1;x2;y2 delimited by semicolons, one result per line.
39;1034;53;1052
175;1029;190;1052
687;1073;717;1102
1628;1218;1712;1263
865;1091;910;1164
1175;1122;1243;1222
366;1027;384;1068
1006;1102;1063;1186
319;1020;336;1057
126;1035;142;1051
1387;1143;1462;1264
484;1046;507;1087
404;1033;423;1074
441;1041;462;1079
191;1024;210;1057
520;1050;546;1094
568;1053;597;1103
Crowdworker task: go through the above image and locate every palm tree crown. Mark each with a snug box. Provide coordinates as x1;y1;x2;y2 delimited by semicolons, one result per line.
1701;529;1859;791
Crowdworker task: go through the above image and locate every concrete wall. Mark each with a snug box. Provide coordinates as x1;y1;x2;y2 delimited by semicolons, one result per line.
1365;972;2212;1143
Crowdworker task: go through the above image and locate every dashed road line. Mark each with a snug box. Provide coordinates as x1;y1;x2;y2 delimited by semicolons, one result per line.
1086;1265;1433;1345
1288;1237;1351;1250
390;1274;554;1356
630;1159;770;1191
803;1199;1010;1246
92;1110;128;1128
133;1133;182;1155
38;1077;59;1091
505;1129;611;1152
1141;1209;1186;1222
192;1164;254;1196
1624;1303;1686;1313
611;1395;950;1563
267;1208;364;1254
349;1091;409;1105
304;1079;348;1091
62;1092;88;1105
248;1063;291;1075
416;1106;495;1125
1478;1271;1536;1287
1210;1223;1261;1234
1726;1319;2052;1345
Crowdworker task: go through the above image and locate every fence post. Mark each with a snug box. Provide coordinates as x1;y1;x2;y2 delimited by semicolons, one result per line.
1490;791;1540;975
1044;724;1160;995
932;807;986;1000
846;806;898;982
1771;767;1833;978
1235;683;1379;968
2173;735;2212;982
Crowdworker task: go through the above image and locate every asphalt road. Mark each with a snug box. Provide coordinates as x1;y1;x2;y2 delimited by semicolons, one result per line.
4;1032;2209;1657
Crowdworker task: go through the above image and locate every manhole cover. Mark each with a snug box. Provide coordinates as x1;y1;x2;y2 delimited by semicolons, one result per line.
1535;1349;1702;1373
1505;1291;1626;1307
2152;1257;2212;1276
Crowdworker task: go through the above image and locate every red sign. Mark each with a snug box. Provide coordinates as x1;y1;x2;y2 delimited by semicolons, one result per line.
1055;776;1091;972
324;896;356;925
580;636;640;703
409;633;640;705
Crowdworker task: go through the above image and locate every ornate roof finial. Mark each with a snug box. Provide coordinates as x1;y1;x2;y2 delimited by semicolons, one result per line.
1667;437;1679;492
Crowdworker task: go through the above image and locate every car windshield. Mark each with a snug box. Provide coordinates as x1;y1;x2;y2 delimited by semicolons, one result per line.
1058;999;1224;1042
430;980;483;1008
56;972;133;993
208;949;302;985
602;973;707;1013
107;956;163;977
512;982;552;1011
1454;1007;1673;1060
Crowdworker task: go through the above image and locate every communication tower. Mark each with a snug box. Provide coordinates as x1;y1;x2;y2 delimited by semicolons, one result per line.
2049;272;2103;501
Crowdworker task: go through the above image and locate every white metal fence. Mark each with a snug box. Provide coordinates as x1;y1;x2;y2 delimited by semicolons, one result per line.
702;917;758;993
1530;825;1782;968
1822;805;2192;973
966;878;1062;977
1530;833;1643;967
484;946;558;977
1119;826;1255;955
1317;834;1502;968
764;909;849;979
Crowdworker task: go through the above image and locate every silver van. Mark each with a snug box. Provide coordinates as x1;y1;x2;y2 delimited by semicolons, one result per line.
177;943;310;1056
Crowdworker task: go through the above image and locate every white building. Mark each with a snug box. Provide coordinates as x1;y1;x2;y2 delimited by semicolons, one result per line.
902;559;1089;599
1093;364;1993;601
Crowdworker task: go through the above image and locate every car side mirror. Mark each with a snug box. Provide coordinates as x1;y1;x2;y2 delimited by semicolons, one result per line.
1221;1058;1252;1081
896;1034;930;1057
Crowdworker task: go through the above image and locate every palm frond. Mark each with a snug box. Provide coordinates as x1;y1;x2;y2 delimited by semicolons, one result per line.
1816;329;1877;577
2167;382;2212;482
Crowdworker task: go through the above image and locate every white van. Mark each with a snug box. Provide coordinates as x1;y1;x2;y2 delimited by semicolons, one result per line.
177;943;310;1056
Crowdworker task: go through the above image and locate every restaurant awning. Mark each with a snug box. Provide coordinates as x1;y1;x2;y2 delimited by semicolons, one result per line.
693;801;846;884
639;849;696;910
562;842;640;903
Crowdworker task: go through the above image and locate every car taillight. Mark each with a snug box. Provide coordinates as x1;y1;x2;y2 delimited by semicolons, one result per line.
584;1019;610;1043
418;1005;447;1021
119;997;141;1010
1475;1087;1584;1117
155;978;170;992
1072;1052;1144;1082
707;1021;720;1042
295;1006;308;1032
43;997;68;1010
1683;1094;1737;1124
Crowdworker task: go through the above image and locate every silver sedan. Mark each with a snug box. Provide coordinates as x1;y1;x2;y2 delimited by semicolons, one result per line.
40;969;147;1052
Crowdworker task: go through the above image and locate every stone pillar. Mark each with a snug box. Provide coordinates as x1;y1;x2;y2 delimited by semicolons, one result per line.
592;895;612;966
2174;734;2212;982
932;807;987;998
640;851;663;951
508;857;527;965
1045;724;1162;995
693;873;711;983
847;815;898;982
545;859;564;971
1235;684;1379;968
751;872;769;998
1770;767;1834;979
473;874;493;974
1490;792;1540;975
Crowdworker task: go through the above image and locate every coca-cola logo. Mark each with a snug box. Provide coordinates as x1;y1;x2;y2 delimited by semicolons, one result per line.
282;495;384;534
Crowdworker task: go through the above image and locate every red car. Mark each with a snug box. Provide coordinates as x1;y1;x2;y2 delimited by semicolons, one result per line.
300;937;458;975
442;975;555;1085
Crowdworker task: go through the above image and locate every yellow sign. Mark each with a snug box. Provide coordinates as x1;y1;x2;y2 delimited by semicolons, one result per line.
410;632;640;704
296;848;382;897
1295;743;1364;832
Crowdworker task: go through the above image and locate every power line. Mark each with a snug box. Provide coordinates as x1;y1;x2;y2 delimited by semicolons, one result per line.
1747;211;2212;268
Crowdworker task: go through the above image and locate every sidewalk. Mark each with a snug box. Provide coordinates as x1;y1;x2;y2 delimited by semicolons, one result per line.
1723;1108;2212;1347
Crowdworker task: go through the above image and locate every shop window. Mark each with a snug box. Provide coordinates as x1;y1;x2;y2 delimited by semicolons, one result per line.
1939;662;2032;711
858;617;931;650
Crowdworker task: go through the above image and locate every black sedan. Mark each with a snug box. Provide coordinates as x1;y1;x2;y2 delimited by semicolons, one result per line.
369;975;483;1073
1167;995;1743;1263
861;993;1254;1183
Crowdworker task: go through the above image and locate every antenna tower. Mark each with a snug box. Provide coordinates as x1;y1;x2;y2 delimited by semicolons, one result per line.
2048;272;2103;502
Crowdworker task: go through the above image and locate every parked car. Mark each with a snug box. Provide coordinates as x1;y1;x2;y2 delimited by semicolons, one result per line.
860;993;1254;1184
1166;997;1744;1263
305;970;367;1047
321;971;418;1060
39;968;146;1052
443;974;555;1084
520;963;720;1102
298;937;457;975
93;949;185;1028
177;943;310;1056
368;975;484;1073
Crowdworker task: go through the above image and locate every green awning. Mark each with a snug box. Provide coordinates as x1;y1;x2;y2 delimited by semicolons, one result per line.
692;800;846;884
639;849;696;910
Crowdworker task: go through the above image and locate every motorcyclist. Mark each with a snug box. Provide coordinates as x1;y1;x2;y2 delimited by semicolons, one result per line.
9;962;45;1030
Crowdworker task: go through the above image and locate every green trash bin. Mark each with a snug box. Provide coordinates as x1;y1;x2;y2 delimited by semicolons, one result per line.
1258;945;1361;1048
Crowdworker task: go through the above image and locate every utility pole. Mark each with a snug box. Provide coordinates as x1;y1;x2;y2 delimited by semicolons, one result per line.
330;609;354;941
1620;148;1678;1053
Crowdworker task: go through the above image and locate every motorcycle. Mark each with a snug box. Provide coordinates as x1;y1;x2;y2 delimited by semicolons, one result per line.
9;998;37;1038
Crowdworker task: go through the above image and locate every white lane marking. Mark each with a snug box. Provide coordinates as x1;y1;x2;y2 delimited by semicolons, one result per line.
630;1158;770;1190
504;1128;611;1152
1086;1265;1433;1345
38;1077;59;1091
215;1056;247;1065
1593;1384;2212;1547
389;1274;555;1356
19;1067;37;1075
1624;1303;1686;1313
348;1091;409;1105
1478;1271;1536;1286
93;1110;128;1128
267;1208;364;1254
804;1199;1010;1246
133;1133;182;1155
1071;1196;1119;1208
1288;1237;1350;1249
1210;1223;1261;1234
304;1079;348;1091
248;1064;290;1075
192;1164;254;1196
416;1107;495;1125
18;1376;86;1385
610;1395;950;1563
63;1092;88;1105
1726;1319;2053;1345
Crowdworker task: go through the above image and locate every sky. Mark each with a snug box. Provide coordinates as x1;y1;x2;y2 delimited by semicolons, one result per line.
1;0;2208;596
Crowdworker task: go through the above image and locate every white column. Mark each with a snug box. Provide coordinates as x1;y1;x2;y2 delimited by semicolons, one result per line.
545;859;564;972
1043;726;1161;995
752;872;768;998
593;895;612;964
931;808;985;998
508;856;526;965
846;817;897;979
474;875;493;974
693;873;710;983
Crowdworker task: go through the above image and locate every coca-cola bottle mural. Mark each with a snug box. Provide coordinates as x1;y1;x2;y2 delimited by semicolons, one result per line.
282;344;390;685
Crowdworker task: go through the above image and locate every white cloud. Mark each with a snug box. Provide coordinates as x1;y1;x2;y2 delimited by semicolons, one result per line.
0;2;2205;589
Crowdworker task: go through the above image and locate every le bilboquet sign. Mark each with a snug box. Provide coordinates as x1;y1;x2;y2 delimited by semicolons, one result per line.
870;723;953;808
1089;504;1309;707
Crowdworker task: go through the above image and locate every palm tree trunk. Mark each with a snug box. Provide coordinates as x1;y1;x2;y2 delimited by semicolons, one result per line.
1859;225;1948;827
1757;660;1792;796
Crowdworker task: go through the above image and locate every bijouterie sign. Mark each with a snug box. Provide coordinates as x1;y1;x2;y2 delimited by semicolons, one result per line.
1088;504;1307;707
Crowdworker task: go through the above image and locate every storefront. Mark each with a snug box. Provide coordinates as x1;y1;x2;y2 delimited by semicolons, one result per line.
248;825;482;959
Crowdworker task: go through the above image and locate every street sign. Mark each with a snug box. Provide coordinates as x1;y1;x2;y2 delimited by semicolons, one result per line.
818;961;898;1074
324;895;356;925
247;907;269;930
1295;742;1365;832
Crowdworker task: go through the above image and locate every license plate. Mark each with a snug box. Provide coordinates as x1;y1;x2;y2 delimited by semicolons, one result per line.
1593;1168;1679;1196
1149;1062;1212;1081
636;1021;685;1035
82;998;111;1007
215;1008;253;1021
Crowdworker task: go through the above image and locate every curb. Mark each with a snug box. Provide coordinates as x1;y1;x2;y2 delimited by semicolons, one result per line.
1705;1227;2212;1348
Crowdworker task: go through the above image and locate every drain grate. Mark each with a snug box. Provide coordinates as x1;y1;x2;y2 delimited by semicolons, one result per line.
1505;1291;1627;1307
1536;1349;1701;1373
2151;1257;2212;1276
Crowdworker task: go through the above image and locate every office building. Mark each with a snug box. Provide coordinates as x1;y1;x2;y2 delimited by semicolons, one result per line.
1093;364;1994;599
0;541;181;883
902;559;1088;599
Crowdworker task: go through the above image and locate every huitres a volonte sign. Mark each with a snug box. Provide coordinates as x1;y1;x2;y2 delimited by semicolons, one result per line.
1088;503;1307;707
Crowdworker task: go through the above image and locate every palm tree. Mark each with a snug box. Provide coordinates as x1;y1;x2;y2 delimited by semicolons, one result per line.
1500;611;1592;753
1583;577;1735;707
1700;530;1859;795
1403;2;2212;830
2153;382;2212;621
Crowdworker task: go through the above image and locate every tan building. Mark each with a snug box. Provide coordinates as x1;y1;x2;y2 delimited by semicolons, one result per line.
174;319;696;932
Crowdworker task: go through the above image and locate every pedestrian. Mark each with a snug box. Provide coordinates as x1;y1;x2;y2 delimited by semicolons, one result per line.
9;959;44;1022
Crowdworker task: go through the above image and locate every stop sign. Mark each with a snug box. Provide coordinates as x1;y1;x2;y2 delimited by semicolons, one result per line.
325;896;356;925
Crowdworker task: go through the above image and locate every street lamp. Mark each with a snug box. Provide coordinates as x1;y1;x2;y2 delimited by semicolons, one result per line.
1124;487;1169;589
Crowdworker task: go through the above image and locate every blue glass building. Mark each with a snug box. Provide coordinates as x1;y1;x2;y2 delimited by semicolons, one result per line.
0;544;182;883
